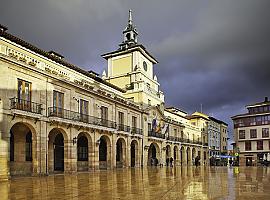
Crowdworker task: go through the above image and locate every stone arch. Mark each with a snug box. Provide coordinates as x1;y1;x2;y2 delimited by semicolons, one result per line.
130;140;139;167
148;142;160;166
9;122;37;176
116;137;127;168
77;132;92;171
98;135;111;169
48;128;68;173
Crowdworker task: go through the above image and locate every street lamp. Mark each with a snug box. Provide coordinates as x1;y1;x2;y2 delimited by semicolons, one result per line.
72;137;77;145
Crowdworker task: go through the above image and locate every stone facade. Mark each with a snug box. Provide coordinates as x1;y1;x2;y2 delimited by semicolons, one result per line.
0;13;208;180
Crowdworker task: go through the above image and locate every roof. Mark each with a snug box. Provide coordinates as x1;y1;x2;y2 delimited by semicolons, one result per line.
0;24;125;93
187;115;209;121
165;106;187;114
246;97;270;108
209;116;228;126
101;44;158;64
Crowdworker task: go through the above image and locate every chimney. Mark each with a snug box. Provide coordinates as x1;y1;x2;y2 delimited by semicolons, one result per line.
265;97;268;102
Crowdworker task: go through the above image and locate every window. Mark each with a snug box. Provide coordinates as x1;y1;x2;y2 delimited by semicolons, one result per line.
245;141;251;151
250;129;257;138
101;106;108;126
148;123;152;133
257;140;263;150
25;132;32;161
174;129;177;137
53;91;64;116
181;131;184;139
80;99;88;122
18;79;31;101
118;112;124;131
239;130;245;139
17;79;32;111
132;116;137;128
80;99;88;115
262;128;269;138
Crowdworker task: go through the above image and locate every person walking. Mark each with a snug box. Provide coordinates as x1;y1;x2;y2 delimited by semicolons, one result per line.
195;156;200;167
170;157;174;167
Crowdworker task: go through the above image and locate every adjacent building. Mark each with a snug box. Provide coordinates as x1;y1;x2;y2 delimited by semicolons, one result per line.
231;97;270;166
190;112;228;158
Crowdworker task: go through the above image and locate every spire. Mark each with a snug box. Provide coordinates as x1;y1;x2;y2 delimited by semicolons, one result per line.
119;10;138;50
128;10;133;25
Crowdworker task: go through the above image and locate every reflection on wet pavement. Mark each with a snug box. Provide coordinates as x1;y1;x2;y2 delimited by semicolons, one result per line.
1;166;270;199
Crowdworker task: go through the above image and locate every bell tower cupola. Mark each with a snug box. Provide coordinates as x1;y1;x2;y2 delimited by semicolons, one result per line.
119;10;138;50
102;10;165;106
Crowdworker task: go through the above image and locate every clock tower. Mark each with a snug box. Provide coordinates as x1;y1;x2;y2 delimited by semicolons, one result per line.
102;10;164;106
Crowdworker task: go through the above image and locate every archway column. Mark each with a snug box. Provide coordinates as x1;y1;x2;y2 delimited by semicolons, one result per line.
112;134;117;169
0;130;9;180
126;137;131;167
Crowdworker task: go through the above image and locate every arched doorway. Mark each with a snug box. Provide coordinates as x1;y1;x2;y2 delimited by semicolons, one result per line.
130;140;138;167
116;138;126;168
99;135;111;169
148;143;160;166
54;133;64;171
48;128;66;173
77;133;89;171
9;122;36;176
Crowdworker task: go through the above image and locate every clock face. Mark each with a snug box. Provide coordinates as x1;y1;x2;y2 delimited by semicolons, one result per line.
143;61;147;71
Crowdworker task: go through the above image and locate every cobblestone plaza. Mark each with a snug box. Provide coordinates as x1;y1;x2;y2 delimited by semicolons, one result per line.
1;166;270;200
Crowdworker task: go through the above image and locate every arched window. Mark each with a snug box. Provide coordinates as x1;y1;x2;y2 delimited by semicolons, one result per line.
77;136;88;161
25;132;32;161
10;131;14;161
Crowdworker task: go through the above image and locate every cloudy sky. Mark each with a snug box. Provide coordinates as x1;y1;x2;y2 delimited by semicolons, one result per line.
1;0;270;146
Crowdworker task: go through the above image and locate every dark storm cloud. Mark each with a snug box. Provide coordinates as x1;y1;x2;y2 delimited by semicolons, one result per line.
1;0;270;144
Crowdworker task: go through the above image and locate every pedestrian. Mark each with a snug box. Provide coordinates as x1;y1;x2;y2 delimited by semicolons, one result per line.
195;156;200;167
229;159;233;167
166;158;169;167
170;157;174;167
160;157;164;167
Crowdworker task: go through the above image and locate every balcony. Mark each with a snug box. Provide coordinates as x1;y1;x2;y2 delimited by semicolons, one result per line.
148;131;165;139
117;124;130;132
10;97;42;114
48;107;117;129
131;127;143;135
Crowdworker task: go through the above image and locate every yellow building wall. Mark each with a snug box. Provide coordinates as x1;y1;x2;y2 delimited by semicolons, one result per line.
109;76;130;89
111;55;132;76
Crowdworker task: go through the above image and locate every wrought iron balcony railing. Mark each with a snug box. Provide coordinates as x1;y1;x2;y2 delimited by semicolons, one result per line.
48;107;117;129
131;127;143;135
117;124;130;132
10;97;42;114
148;131;165;139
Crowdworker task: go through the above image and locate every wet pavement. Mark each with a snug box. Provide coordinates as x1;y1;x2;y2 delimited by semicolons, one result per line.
1;166;270;200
